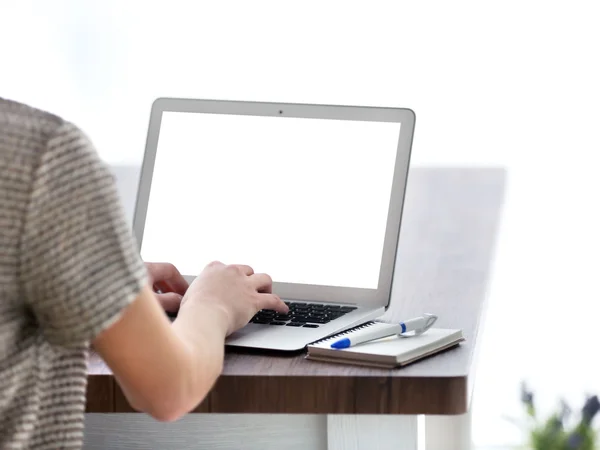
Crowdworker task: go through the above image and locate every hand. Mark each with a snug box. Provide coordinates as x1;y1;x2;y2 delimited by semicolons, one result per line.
180;261;288;335
145;262;189;313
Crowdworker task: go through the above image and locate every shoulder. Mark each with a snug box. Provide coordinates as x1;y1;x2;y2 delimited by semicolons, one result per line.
0;97;65;134
0;97;70;163
1;98;99;172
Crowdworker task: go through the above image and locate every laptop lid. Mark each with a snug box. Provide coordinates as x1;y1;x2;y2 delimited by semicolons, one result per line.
133;98;415;310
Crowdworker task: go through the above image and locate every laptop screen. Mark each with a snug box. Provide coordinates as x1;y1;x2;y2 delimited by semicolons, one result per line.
140;111;401;290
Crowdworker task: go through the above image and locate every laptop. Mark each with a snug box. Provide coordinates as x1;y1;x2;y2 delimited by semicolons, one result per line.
133;98;415;351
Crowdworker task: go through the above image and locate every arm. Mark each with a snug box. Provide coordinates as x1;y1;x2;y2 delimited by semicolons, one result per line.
92;285;228;421
94;262;285;421
20;121;286;422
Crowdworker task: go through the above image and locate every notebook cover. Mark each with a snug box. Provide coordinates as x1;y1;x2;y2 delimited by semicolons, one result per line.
305;339;464;369
306;322;464;368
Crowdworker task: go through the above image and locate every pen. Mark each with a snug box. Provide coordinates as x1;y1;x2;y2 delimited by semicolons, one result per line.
330;313;438;349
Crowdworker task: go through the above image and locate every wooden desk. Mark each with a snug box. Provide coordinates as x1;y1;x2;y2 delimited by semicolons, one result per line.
85;167;506;450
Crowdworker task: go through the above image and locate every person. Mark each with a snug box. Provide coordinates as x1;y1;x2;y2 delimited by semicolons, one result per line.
0;97;289;449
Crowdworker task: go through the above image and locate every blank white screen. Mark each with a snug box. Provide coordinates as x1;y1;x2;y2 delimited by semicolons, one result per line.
140;111;400;289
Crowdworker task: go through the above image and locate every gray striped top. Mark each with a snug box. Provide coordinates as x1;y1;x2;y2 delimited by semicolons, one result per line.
0;98;147;448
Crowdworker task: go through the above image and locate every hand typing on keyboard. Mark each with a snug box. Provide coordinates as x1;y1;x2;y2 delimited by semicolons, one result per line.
178;261;289;335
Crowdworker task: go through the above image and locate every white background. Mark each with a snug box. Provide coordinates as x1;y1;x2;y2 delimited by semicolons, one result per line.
2;1;600;448
142;111;400;288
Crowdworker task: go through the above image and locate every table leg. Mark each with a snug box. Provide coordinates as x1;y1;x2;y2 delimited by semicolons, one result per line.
425;411;471;450
327;415;418;450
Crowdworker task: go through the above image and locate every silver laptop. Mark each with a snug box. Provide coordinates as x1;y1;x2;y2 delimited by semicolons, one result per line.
133;98;415;351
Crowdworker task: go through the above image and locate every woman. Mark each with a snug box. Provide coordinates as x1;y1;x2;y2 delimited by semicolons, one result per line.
0;97;288;448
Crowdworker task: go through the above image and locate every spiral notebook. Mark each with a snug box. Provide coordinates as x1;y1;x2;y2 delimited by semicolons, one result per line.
306;321;464;369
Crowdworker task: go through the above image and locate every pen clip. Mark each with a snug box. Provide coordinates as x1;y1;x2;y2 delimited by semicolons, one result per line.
400;313;438;337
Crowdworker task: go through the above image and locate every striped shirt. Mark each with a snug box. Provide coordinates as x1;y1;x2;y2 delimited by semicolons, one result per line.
0;98;147;448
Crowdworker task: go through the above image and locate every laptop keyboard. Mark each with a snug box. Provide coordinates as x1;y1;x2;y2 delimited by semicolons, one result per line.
250;301;357;328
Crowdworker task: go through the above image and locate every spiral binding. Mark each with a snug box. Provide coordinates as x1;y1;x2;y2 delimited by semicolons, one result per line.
309;321;377;345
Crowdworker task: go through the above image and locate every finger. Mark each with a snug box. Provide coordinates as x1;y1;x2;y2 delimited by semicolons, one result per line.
230;264;254;276
155;292;182;313
147;262;189;295
250;273;273;293
206;260;225;269
257;293;288;313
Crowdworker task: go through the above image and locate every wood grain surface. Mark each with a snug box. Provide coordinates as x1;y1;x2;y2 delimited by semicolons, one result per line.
87;166;506;415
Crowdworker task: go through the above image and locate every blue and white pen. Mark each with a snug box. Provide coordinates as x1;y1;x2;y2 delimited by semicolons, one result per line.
330;313;438;349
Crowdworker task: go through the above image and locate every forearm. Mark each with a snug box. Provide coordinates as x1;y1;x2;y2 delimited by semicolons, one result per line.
95;285;230;422
168;301;229;410
120;305;227;420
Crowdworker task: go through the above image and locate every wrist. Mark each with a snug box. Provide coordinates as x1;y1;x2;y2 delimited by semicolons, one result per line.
177;298;230;337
